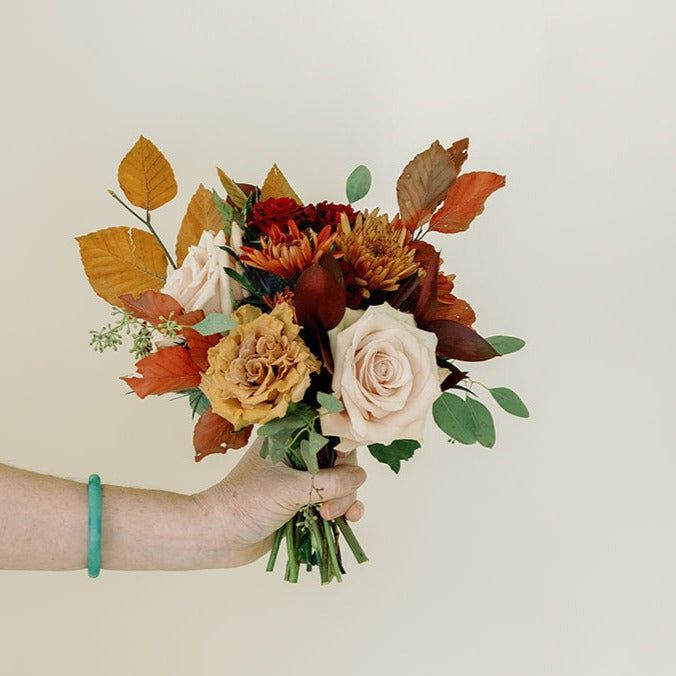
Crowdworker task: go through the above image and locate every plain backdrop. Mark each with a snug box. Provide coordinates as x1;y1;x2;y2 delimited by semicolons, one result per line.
0;1;674;674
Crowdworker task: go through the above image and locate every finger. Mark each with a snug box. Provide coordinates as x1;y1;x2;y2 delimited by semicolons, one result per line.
319;492;357;520
344;500;364;522
334;450;357;467
293;464;366;506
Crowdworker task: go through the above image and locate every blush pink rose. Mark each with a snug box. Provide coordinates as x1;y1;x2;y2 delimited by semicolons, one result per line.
320;303;442;452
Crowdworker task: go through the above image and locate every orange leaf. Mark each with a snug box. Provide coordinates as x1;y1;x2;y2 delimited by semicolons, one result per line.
448;138;469;173
120;290;184;324
118;136;177;211
176;184;224;265
76;227;167;306
396;141;457;231
180;328;220;371
429;172;506;234
193;408;252;462
260;164;302;204
436;295;476;328
122;346;201;398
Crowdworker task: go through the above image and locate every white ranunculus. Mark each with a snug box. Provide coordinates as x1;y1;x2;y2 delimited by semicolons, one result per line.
161;229;243;315
321;303;442;453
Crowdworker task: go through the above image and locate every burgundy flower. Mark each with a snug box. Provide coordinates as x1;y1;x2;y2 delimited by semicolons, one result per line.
248;197;304;236
301;201;357;229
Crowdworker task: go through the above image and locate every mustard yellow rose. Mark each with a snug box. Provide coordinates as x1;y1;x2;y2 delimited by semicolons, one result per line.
200;303;320;429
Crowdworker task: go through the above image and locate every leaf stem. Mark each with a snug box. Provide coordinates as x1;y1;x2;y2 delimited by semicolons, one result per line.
108;190;177;270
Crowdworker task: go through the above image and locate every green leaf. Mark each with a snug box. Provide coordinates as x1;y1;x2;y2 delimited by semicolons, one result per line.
490;387;530;418
432;392;477;444
258;415;307;438
260;433;289;464
300;439;320;474
223;266;260;296
346;165;372;203
212;190;233;236
307;430;329;453
486;335;526;356
317;391;344;413
286;402;318;425
191;313;236;336
368;439;420;473
465;397;496;448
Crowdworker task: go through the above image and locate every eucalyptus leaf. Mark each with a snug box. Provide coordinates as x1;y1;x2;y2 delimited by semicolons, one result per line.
486;335;526;356
188;389;210;418
368;439;420;473
432;392;477;444
317;392;344;413
346;165;372;203
191;313;236;336
490;387;530;418
258;415;307;437
263;433;289;464
307;430;329;453
465;397;496;448
212;189;233;236
300;439;320;474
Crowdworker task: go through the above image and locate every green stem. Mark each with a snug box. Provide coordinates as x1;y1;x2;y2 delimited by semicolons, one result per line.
322;518;342;583
308;515;329;584
284;518;300;583
335;517;368;564
266;527;285;572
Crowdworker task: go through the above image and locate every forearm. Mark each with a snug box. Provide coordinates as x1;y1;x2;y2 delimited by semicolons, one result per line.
0;464;226;571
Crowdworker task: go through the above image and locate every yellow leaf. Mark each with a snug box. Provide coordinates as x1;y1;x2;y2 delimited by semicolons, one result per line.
118;136;178;211
260;163;302;204
176;184;224;265
216;167;247;209
76;227;167;306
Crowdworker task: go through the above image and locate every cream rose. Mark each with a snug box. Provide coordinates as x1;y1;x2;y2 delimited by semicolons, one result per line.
161;229;244;315
321;303;442;452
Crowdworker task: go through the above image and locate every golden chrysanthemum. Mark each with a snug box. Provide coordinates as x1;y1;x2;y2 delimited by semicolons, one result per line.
200;303;320;429
239;221;336;279
334;209;420;296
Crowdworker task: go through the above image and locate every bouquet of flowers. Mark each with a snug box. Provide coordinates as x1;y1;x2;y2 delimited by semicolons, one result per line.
77;135;528;583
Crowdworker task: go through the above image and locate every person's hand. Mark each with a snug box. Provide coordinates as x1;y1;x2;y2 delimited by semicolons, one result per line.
192;437;367;567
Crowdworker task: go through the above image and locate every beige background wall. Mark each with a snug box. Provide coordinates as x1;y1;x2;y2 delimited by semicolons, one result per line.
1;1;674;674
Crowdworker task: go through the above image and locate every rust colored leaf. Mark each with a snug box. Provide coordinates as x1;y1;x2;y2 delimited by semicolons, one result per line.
216;167;248;209
176;184;225;265
193;408;252;462
429;172;506;234
180;328;221;372
117;136;177;210
260;164;302;204
120;290;184;324
76;227;167;306
396;141;457;231
448;138;469;173
122;346;202;398
426;319;499;362
436;295;476;328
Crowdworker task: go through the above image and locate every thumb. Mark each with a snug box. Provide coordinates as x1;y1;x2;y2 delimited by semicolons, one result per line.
287;463;366;508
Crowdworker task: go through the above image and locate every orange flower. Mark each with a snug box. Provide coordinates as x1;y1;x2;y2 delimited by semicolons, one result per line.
239;221;336;279
435;272;476;327
334;209;420;297
263;288;296;320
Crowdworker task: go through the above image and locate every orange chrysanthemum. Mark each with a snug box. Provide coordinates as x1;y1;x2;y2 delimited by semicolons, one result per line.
263;288;296;320
239;221;336;279
334;209;420;296
436;272;476;327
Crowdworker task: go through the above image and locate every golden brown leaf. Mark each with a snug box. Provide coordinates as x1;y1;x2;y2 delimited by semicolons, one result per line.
76;227;167;306
176;184;224;265
117;136;177;211
260;163;302;204
216;167;248;209
448;138;469;173
396;141;457;231
429;172;506;234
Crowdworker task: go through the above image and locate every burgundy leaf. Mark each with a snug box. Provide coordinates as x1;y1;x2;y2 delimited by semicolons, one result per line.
294;255;346;330
426;319;499;362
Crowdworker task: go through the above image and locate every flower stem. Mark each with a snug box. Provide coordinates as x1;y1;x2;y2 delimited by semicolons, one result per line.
284;518;299;583
322;518;342;583
308;514;329;584
335;516;368;564
266;527;285;572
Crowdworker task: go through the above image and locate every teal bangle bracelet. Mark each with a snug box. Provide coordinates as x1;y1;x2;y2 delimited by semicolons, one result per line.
87;474;102;578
